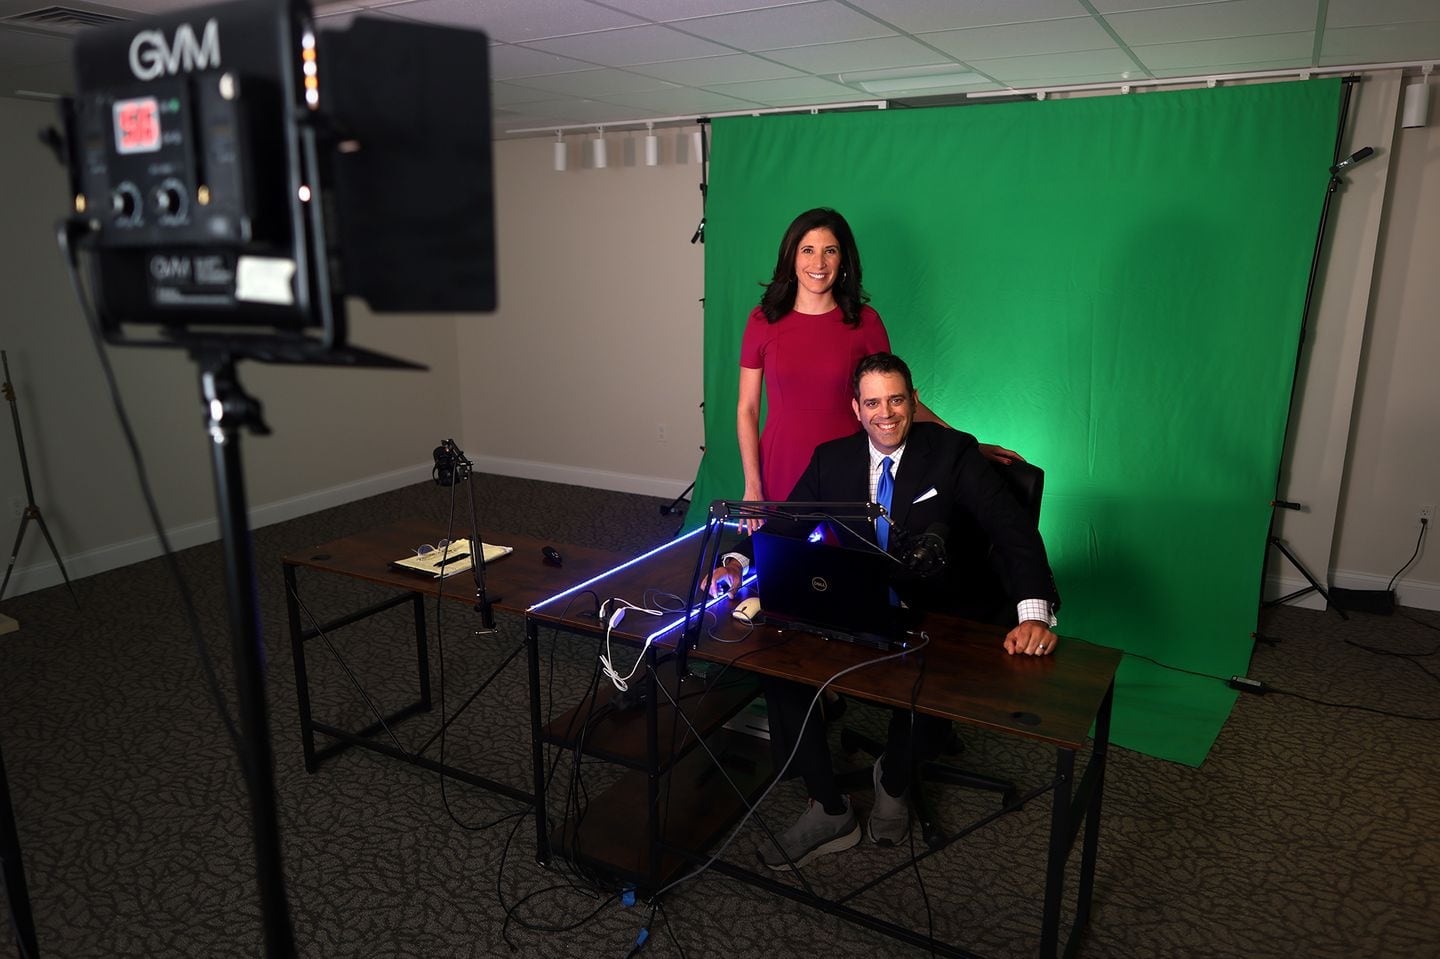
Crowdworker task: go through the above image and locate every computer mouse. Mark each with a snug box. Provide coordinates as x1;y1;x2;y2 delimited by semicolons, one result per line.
732;596;762;623
541;545;563;567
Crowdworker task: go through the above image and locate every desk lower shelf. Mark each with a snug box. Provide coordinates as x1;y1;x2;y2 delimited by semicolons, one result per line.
543;664;760;771
552;727;773;890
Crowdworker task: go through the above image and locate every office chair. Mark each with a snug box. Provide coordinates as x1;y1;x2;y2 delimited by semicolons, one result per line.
838;458;1046;847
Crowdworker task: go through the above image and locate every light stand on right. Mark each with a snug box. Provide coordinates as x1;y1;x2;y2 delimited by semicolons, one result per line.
1261;76;1375;624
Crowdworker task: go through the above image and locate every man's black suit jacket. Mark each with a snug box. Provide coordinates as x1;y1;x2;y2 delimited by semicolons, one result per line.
774;422;1059;623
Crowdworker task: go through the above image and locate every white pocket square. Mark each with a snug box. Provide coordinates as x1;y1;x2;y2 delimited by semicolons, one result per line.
912;487;938;504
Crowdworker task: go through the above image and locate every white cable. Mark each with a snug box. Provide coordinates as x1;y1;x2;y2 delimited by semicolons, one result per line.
598;598;665;691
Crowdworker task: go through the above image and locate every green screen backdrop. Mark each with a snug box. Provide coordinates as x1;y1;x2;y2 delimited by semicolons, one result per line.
689;79;1343;766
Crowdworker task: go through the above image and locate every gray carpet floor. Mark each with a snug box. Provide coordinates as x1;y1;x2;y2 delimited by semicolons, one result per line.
2;474;1438;958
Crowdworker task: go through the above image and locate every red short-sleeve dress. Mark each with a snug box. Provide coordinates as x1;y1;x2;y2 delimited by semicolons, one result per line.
740;304;891;500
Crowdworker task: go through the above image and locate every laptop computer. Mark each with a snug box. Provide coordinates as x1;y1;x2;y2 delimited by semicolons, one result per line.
751;531;916;650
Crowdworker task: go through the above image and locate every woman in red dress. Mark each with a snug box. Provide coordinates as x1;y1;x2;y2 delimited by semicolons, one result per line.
738;208;1018;515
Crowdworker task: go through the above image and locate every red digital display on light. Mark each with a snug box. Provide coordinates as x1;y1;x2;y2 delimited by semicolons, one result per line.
113;96;161;155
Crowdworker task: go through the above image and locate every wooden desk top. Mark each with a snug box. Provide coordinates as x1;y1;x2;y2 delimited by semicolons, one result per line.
692;610;1120;751
526;528;1122;751
282;519;623;615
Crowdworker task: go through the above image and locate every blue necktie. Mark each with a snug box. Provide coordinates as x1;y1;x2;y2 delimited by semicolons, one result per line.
876;456;894;550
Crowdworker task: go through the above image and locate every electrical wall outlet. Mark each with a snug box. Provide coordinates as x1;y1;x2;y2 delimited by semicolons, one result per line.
657;423;667;443
1421;505;1434;523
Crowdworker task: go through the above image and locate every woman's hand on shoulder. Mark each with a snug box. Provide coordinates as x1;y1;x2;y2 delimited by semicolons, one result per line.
978;443;1025;465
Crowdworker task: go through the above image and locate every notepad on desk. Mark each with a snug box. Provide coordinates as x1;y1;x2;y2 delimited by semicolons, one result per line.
391;538;513;579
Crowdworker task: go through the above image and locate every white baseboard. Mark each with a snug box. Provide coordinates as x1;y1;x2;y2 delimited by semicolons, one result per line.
1;462;433;599
1;456;696;600
466;452;692;501
1264;570;1440;612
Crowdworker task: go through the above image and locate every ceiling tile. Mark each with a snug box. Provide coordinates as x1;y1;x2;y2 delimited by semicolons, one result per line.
491;81;568;107
1148;58;1315;77
676;1;896;52
1326;0;1440;29
1104;0;1317;47
522;23;736;65
1132;31;1314;70
972;47;1144;81
365;0;645;41
761;35;952;74
90;0;240;12
600;87;770;115
600;0;819;21
849;0;1089;34
1320;22;1440;63
489;43;598;79
710;74;865;103
626;54;805;85
502;68;677;98
1088;0;1219;11
866;77;1001;97
923;17;1118;61
982;70;1143;89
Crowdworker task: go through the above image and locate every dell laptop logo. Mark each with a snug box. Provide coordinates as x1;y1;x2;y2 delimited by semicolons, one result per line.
810;577;828;592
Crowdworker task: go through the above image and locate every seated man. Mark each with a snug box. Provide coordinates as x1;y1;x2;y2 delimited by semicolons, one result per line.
709;351;1060;870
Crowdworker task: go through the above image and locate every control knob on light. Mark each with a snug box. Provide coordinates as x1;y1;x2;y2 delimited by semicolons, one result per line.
154;178;187;222
111;182;141;223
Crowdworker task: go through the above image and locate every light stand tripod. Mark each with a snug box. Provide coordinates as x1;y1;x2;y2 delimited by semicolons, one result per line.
1260;76;1371;622
0;349;79;606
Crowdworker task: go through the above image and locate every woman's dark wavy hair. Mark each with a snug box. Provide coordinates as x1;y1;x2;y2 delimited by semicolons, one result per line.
758;207;869;328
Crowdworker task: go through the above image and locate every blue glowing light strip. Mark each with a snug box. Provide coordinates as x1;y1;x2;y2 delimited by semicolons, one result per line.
527;523;740;614
643;569;758;643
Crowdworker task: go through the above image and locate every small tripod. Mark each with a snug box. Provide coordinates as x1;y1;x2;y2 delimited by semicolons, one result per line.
0;349;80;606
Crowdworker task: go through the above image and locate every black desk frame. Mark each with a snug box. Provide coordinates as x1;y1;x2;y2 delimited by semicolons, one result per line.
703;682;1114;959
283;563;533;805
522;534;1117;959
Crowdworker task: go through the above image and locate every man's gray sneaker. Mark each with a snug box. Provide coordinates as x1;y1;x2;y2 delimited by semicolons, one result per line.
759;797;861;870
869;756;910;846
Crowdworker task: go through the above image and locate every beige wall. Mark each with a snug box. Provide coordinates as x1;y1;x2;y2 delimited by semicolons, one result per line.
456;134;706;498
2;83;1436;609
1330;80;1440;603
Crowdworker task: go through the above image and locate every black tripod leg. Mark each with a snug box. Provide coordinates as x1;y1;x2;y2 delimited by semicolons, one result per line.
29;508;79;609
1265;536;1347;620
0;742;40;959
0;510;32;602
660;481;694;516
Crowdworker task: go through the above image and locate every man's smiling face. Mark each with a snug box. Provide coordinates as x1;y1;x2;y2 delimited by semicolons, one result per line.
851;370;914;455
